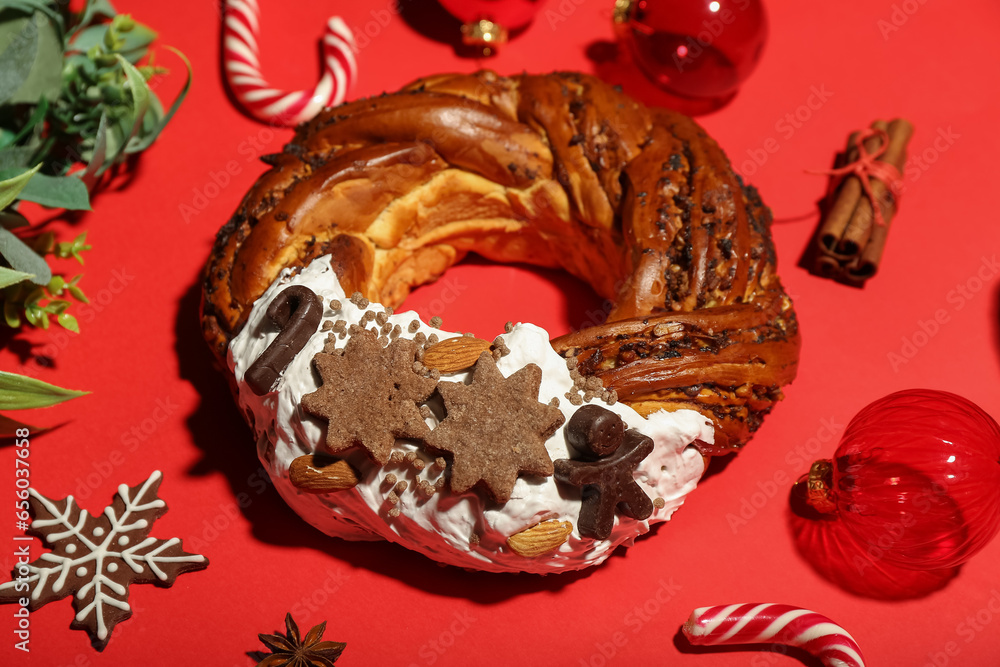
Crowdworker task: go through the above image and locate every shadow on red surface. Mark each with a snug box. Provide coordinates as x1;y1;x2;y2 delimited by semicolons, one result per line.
787;482;958;601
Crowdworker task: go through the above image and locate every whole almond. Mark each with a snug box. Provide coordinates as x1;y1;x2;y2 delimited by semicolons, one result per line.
421;336;493;373
289;454;360;493
506;519;573;557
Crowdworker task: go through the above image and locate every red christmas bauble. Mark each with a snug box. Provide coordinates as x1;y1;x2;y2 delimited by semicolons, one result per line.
614;0;768;99
802;389;1000;571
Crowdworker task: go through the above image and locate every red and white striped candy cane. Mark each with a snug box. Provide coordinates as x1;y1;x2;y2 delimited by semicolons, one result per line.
223;0;357;126
682;603;866;667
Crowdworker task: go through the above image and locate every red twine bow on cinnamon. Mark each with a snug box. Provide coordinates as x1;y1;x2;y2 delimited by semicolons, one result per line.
808;118;914;285
809;127;903;227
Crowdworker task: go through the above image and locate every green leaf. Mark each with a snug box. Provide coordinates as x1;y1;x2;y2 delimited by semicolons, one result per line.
54;232;90;264
81;111;108;184
13;172;91;210
127;46;191;152
3;300;21;327
0;1;65;40
5;11;63;104
1;97;47;147
24;285;43;305
0;413;40;436
67;275;87;303
0;370;87;410
43;299;69;314
66;23;104;52
71;0;118;37
0;163;40;210
0;146;36;171
0;225;51;285
0;12;38;104
113;53;150;155
0;266;33;288
68;21;157;58
23;304;39;326
56;312;77;332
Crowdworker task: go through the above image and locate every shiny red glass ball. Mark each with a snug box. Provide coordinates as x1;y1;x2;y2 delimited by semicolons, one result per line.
823;389;1000;570
618;0;768;99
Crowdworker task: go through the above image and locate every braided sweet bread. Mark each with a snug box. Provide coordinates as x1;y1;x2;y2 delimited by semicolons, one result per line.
201;71;800;572
202;70;800;452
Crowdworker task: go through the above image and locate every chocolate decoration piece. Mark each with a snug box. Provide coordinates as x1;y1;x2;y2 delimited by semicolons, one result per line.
566;404;626;458
0;471;208;650
426;352;565;503
302;330;437;466
246;285;324;395
555;406;655;540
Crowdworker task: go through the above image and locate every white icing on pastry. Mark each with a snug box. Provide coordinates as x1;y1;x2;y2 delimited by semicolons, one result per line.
229;255;711;573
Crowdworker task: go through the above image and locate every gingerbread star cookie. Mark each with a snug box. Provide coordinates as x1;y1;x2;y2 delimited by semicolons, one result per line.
0;471;208;650
427;352;565;502
302;329;437;465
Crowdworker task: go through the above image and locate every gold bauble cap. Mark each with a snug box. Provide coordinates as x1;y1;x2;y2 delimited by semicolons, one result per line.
461;19;509;56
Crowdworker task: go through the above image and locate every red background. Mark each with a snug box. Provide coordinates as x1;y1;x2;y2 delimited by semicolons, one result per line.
3;0;1000;665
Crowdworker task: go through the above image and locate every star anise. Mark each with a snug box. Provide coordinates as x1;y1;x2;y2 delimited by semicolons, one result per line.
256;613;346;667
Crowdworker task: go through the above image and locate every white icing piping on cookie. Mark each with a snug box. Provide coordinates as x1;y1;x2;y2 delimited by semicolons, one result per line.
229;255;712;573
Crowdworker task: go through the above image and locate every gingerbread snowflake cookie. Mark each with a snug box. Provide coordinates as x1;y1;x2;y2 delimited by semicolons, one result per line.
230;256;712;573
0;471;208;650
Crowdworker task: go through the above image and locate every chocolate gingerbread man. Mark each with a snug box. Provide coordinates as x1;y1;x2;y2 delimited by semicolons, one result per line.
554;404;654;540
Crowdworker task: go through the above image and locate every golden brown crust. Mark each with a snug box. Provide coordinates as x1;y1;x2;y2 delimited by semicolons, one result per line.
201;70;800;452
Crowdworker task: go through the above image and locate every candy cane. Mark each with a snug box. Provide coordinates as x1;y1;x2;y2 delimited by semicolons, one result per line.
682;603;866;667
223;0;358;126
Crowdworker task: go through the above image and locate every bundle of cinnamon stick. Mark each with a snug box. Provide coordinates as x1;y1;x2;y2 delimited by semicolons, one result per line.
813;118;914;285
